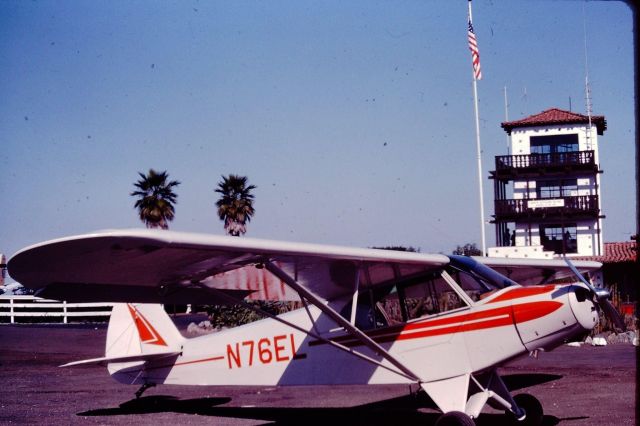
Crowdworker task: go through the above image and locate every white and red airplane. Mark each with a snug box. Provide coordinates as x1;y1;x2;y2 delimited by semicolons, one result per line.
7;229;622;426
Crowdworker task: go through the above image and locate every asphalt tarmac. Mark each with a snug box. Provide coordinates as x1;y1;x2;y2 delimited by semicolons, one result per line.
0;320;636;425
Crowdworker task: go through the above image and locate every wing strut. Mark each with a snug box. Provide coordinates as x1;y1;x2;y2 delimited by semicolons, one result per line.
192;282;417;381
264;261;422;382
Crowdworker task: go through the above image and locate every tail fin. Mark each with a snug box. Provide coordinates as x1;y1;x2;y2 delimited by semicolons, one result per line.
103;303;184;384
60;304;183;386
106;303;183;358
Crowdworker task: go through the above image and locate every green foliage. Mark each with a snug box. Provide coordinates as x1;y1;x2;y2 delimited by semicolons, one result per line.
131;169;180;229
372;246;420;252
215;174;256;236
452;243;482;256
205;301;295;328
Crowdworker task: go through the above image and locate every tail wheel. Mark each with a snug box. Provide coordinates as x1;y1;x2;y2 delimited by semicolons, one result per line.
435;411;476;426
510;393;543;426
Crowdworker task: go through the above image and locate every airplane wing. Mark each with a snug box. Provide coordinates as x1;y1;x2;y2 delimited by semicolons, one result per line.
8;229;449;303
471;256;602;285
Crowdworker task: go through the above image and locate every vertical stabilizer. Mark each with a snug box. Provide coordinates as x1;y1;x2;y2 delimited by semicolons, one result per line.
106;303;183;358
106;303;183;384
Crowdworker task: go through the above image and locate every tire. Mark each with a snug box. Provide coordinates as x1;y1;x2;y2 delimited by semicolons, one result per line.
509;393;544;426
435;411;476;426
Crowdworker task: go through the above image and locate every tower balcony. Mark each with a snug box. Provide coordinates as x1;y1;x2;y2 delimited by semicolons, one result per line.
491;150;599;179
492;195;602;222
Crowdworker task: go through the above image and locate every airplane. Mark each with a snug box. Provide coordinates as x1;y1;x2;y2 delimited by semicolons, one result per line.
7;229;624;426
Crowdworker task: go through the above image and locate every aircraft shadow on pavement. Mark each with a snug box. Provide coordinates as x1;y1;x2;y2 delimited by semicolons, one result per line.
78;373;571;426
501;373;563;392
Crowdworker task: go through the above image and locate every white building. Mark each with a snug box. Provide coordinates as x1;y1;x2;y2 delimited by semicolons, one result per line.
488;108;606;259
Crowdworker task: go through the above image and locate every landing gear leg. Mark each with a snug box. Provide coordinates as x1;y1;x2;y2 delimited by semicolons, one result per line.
508;393;543;426
468;370;543;425
135;382;155;399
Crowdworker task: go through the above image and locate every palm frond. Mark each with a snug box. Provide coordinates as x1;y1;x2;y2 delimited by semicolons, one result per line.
131;169;180;229
215;174;256;236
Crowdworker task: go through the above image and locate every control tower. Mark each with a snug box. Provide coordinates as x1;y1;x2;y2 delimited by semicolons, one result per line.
489;108;606;258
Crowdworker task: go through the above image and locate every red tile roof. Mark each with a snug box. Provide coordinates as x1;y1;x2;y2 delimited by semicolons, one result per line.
574;242;637;264
501;108;607;135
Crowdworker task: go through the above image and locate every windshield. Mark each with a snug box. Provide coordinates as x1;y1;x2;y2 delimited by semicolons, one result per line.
446;255;518;301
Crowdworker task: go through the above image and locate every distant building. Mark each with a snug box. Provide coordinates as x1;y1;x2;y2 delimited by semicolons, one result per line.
575;240;638;315
488;108;606;259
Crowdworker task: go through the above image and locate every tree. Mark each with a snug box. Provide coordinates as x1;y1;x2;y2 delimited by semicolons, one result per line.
452;243;482;256
215;174;256;236
131;169;180;229
372;246;420;252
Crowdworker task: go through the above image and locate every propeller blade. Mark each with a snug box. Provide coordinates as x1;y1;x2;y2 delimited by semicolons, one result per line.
600;299;627;333
563;257;626;333
562;256;600;295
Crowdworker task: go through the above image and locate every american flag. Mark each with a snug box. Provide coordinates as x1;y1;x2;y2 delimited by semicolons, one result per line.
467;19;482;80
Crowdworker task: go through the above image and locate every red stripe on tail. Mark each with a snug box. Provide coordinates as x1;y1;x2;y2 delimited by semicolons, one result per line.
127;304;168;346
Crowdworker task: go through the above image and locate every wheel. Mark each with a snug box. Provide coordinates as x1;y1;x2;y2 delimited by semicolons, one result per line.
435;411;476;426
509;393;543;426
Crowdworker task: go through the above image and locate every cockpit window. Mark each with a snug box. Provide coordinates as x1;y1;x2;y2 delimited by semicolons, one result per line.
447;255;518;301
446;267;495;301
400;273;466;320
340;257;517;329
340;269;471;329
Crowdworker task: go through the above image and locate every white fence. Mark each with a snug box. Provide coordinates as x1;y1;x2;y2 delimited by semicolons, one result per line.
0;295;114;324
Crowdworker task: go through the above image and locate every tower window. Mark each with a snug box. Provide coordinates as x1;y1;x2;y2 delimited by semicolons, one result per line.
539;224;577;254
536;179;577;198
530;134;579;154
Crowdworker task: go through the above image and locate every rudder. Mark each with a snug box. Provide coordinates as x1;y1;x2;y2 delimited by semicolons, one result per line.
106;303;184;384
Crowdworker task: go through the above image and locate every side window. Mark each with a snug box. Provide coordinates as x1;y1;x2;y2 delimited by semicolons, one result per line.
401;273;467;321
339;287;399;330
340;271;472;329
376;289;404;325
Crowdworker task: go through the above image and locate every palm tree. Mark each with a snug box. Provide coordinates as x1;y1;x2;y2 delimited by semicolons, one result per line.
215;174;256;236
131;169;180;229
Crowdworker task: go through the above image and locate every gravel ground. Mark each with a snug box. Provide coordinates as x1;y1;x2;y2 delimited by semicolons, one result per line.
0;320;636;425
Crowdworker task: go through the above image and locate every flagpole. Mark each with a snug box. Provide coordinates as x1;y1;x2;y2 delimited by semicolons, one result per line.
504;86;510;155
468;0;486;256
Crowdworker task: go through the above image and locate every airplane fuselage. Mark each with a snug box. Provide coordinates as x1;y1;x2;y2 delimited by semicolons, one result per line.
109;282;597;388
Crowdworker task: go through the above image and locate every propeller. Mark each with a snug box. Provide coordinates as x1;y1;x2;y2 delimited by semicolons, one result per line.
564;257;626;333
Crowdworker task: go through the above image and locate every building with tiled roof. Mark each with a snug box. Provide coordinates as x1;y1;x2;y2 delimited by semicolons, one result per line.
574;241;637;263
489;107;606;259
501;108;607;135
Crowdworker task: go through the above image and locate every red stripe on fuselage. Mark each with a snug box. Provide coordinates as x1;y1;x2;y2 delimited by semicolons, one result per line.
485;285;557;304
311;300;563;348
143;355;226;372
513;300;563;323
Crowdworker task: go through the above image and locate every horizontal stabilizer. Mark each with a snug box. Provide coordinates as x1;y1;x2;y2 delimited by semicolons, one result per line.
60;350;181;368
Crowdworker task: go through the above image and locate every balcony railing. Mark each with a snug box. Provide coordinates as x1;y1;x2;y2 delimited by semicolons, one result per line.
493;150;597;176
493;195;600;221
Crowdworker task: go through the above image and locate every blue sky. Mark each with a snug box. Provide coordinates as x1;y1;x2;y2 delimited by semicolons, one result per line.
0;1;635;261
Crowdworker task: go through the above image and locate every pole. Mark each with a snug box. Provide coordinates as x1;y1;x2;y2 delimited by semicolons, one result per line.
504;86;510;155
469;1;486;256
472;79;486;256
